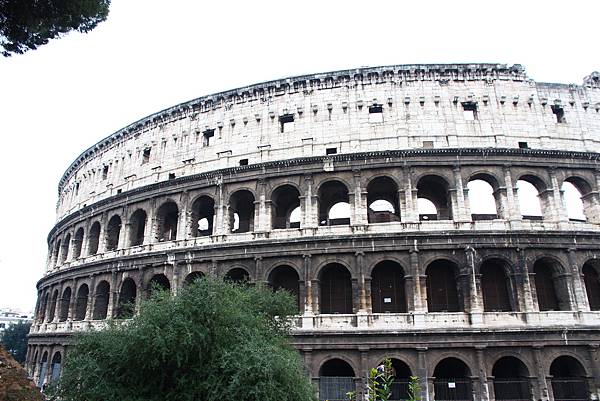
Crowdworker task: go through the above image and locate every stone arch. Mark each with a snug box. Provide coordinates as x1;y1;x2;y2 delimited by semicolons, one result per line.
39;292;49;322
432;357;473;401
190;195;215;236
50;351;62;382
38;351;49;387
416;174;452;220
74;283;89;321
516;174;546;219
92;280;110;320
156;201;179;241
366;175;400;223
147;273;171;294
59;233;71;263
317;179;350;226
88;221;101;255
271;184;301;229
267;264;300;311
480;258;513;312
549;355;590;401
58;287;72;322
106;214;122;251
229;189;255;233
183;271;205;286
582;259;600;310
116;278;137;318
467;173;500;219
72;227;84;259
319;263;353;314
532;257;571;311
224;267;250;284
318;358;356;401
128;208;147;246
561;177;590;222
426;259;461;312
467;171;501;190
370;260;407;313
47;289;58;322
492;356;532;401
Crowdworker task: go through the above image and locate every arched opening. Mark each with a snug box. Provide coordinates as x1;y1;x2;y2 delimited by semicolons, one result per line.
371;261;407;313
106;215;122;251
224;268;250;284
74;284;89;321
480;260;513;312
88;221;101;255
319;358;355;401
183;271;205;286
52;239;61;266
319;263;352;314
38;351;48;387
59;234;71;263
550;356;589;401
156;202;179;241
116;278;137;319
318;180;350;226
516;178;543;219
47;290;58;322
383;358;412;401
39;293;49;322
367;176;400;223
492;356;531;401
426;260;461;312
582;261;600;310
72;228;84;259
92;281;110;320
468;178;498;220
561;180;586;221
129;209;147;246
191;196;215;236
268;265;300;311
417;175;452;220
271;185;301;229
147;274;171;295
58;287;71;322
433;357;472;401
50;352;62;383
533;259;569;311
229;190;255;233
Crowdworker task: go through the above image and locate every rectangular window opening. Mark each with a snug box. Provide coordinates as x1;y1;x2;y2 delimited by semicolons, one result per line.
102;165;109;180
518;141;529;149
279;114;295;133
168;173;176;180
368;104;384;123
326;147;337;155
202;129;215;147
462;102;478;121
239;159;248;166
142;148;151;164
551;105;566;123
422;141;434;149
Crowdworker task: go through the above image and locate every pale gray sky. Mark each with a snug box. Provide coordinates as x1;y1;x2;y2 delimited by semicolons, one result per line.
0;0;598;312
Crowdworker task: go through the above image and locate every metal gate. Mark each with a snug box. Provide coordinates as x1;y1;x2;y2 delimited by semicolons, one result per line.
319;376;355;401
433;378;472;401
493;378;531;401
389;380;410;401
551;378;589;401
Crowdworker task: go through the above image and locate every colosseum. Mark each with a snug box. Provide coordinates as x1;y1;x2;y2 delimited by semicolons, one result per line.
26;63;600;401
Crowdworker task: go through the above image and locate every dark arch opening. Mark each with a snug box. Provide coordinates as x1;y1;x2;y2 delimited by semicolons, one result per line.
367;176;400;223
38;351;49;387
224;268;250;284
433;357;472;401
229;190;255;233
47;290;58;322
191;196;215;236
550;356;589;401
129;209;147;246
481;260;513;312
272;185;301;229
426;260;461;312
116;278;137;319
58;287;71;322
92;281;110;320
492;356;531;401
88;221;101;255
371;261;407;313
319;359;355;401
183;271;205;286
52;239;61;265
383;359;412;401
417;175;452;220
268;265;300;311
106;215;122;251
147;274;171;295
59;234;70;263
39;292;49;322
72;228;84;259
533;259;569;311
318;180;350;226
157;202;179;241
320;263;352;314
74;284;89;321
582;262;600;310
50;352;62;382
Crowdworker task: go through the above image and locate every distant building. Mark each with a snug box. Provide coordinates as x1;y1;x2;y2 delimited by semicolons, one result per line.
0;309;33;335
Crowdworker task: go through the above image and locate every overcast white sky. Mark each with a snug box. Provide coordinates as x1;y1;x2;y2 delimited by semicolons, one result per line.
0;0;598;312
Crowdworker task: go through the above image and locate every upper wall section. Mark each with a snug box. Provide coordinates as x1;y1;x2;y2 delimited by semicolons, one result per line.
56;64;600;220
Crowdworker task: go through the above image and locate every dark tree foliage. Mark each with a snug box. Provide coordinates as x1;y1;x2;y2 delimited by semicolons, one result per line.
0;0;111;57
0;321;31;363
52;277;316;401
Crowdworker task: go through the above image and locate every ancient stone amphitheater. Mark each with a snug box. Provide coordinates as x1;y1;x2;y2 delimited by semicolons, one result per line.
27;64;600;401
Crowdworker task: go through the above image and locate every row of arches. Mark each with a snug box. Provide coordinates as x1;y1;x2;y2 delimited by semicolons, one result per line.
50;171;596;268
30;350;62;388
36;257;600;324
317;355;589;401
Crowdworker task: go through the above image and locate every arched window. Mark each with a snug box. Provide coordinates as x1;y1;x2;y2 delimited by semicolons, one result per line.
516;178;543;219
106;215;122;251
183;271;205;286
116;278;137;319
229;190;255;233
271;185;301;229
147;274;171;295
268;265;300;311
156;202;179;241
58;287;71;322
319;359;355;401
561;181;586;221
47;290;58;322
191;196;215;236
367;177;400;223
371;261;407;313
88;221;101;255
492;356;531;401
72;228;84;259
318;181;350;226
433;358;472;401
533;259;568;311
468;178;498;220
59;234;71;263
39;292;49;322
426;260;461;312
550;356;589;401
38;352;48;387
417;175;452;220
582;262;600;310
92;281;110;320
320;264;352;314
50;352;62;382
224;268;250;284
52;239;61;266
480;260;512;312
129;209;147;246
377;359;412;401
74;284;89;321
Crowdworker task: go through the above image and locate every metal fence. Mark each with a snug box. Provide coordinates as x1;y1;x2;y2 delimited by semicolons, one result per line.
319;376;355;401
493;378;531;401
551;378;590;401
433;378;472;401
389;380;410;401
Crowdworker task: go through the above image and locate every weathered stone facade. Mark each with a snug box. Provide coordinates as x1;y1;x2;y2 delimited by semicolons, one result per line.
28;64;600;401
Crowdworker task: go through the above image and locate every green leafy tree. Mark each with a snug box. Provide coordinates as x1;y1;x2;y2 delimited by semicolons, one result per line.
0;321;31;363
365;358;394;401
51;277;317;401
0;0;111;57
407;375;422;401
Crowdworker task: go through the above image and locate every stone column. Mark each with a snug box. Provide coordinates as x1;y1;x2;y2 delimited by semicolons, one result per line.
532;346;550;401
416;347;431;401
355;251;367;312
549;168;569;224
567;248;589;311
452;166;470;222
107;271;118;318
85;275;96;320
303;254;313;315
302;174;318;229
465;247;483;315
475;347;490;401
401;166;419;223
352;169;367;227
503;165;522;225
176;193;190;240
587;345;600;400
516;248;536;312
145;198;156;245
411;249;427;313
97;213;108;253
